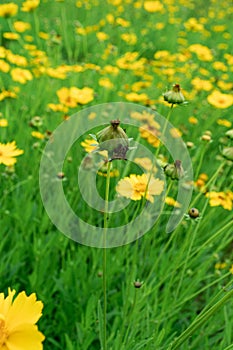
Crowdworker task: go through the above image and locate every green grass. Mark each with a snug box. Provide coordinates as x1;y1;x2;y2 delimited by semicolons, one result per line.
0;0;233;349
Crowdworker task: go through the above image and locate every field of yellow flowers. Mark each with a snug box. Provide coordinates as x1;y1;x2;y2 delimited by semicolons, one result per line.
0;0;233;349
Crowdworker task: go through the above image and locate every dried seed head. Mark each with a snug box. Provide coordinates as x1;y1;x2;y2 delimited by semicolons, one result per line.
163;84;185;104
188;208;200;218
164;160;184;180
222;147;233;161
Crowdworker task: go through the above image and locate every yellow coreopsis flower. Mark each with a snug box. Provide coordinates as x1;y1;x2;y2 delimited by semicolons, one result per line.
207;90;233;109
116;174;164;203
0;288;45;350
0;141;24;166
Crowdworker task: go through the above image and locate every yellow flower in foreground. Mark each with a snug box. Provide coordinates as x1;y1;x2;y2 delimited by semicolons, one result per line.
207;90;233;109
0;288;45;350
0;141;24;166
13;21;31;33
31;131;45;139
116;174;164;203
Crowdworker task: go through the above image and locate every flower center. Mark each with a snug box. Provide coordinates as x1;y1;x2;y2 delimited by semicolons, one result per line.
0;314;9;346
134;182;146;194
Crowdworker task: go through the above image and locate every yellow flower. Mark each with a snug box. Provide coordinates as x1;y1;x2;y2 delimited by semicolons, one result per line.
125;92;149;103
116;174;164;202
0;90;17;102
0;141;24;166
134;157;157;172
184;17;204;32
80;138;98;153
139;124;160;147
3;33;19;40
47;103;68;113
165;197;181;208
0;118;8;127
121;33;137;45
11;68;33;84
21;0;40;12
189;44;213;61
207;90;233;109
0;60;10;73
0;288;44;350
144;1;164;13
96;32;109;41
13;21;31;33
31;131;45;139
217;119;232;128
230;265;233;274
99;77;114;89
212;61;227;72
191;77;213;91
0;3;18;17
188;116;198;125
206;191;233;211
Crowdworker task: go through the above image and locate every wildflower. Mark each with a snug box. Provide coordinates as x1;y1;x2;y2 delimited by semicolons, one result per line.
134;157;156;172
144;1;164;13
81;138;98;153
125;92;149;103
21;0;40;12
207;90;233;109
165;197;181;208
13;21;31;32
191;77;213;91
0;119;8;127
217;119;232;128
206;191;233;210
0;288;45;350
96;32;109;41
11;68;33;84
188;116;198;125
0;3;18;17
139;124;160;147
0;141;24;166
96;120;129;160
0;60;10;73
189;44;213;61
163;84;185;104
3;33;19;40
31;131;45;139
99;77;114;89
116;174;164;202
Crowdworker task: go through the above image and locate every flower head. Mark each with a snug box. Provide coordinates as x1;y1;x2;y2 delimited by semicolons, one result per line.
0;141;24;166
207;90;233;109
116;173;164;202
0;3;18;17
163;84;185;104
0;288;45;350
21;0;40;12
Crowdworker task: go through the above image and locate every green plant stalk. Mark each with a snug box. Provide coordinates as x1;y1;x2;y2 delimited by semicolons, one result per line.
168;288;233;350
102;160;111;350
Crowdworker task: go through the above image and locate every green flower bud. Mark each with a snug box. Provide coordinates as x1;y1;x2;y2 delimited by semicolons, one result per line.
163;84;185;104
225;129;233;139
164;160;184;180
222;147;233;161
96;120;129;160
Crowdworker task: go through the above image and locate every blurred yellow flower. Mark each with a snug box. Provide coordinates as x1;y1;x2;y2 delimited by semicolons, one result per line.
139;124;160;147
3;33;19;40
47;103;68;113
31;131;45;139
96;32;109;41
189;44;213;61
184;18;204;32
125;92;149;103
21;0;40;12
191;77;213;91
11;68;33;84
206;191;233;210
116;174;164;202
99;77;113;89
0;60;10;73
165;197;181;207
0;3;18;17
13;21;31;32
207;90;233;109
0;288;44;349
81;139;98;153
217;119;232;128
188;116;198;125
121;33;137;45
0;141;24;166
134;157;157;172
144;1;164;13
0;118;8;127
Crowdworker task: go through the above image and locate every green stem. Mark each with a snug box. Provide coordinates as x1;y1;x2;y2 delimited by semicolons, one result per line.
102;161;111;350
168;288;233;350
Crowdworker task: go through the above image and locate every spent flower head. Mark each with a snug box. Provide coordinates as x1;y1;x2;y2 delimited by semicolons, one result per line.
163;84;185;105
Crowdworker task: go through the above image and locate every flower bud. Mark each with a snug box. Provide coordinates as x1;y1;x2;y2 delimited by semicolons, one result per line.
225;129;233;139
222;147;233;161
96;120;129;160
164;160;184;180
188;208;199;218
134;281;143;288
29;116;43;128
163;84;185;104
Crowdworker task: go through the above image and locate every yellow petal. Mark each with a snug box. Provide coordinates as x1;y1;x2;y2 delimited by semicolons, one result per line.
6;324;45;350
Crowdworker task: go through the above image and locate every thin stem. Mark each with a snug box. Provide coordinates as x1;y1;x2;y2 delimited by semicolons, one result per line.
102;161;111;350
168;288;233;350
